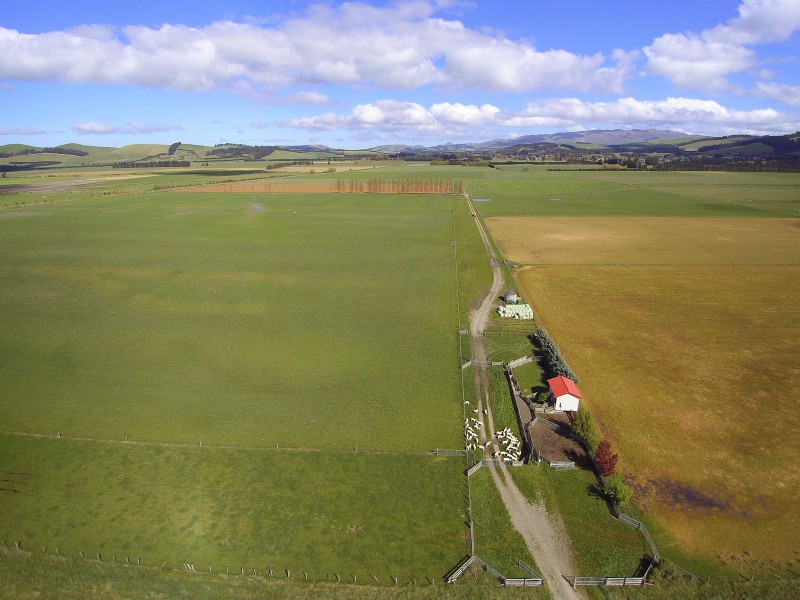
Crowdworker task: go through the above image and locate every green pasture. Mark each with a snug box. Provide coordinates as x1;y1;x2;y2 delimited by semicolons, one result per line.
465;168;800;217
0;191;460;451
0;549;555;600
4;549;799;600
0;169;299;206
469;469;541;582
511;466;648;577
0;434;466;578
267;150;338;160
486;369;524;445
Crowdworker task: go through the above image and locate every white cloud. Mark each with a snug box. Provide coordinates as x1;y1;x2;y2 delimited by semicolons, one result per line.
755;81;800;106
286;91;330;104
644;34;754;92
129;121;184;134
0;2;632;95
72;121;183;135
282;96;797;137
0;127;46;135
644;0;800;92
72;121;120;135
521;97;794;133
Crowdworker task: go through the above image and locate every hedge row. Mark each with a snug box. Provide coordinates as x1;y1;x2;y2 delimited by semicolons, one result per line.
533;327;579;382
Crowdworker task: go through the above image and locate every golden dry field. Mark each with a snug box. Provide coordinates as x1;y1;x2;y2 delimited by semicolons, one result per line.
487;216;800;265
487;216;800;569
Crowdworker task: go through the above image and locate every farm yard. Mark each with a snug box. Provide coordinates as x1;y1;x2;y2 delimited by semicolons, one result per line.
475;170;800;572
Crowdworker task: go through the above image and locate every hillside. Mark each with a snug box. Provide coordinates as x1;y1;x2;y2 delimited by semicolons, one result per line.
0;143;211;169
3;130;800;172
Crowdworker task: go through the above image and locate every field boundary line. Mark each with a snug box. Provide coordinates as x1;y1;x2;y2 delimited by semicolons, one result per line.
2;539;459;587
0;430;438;457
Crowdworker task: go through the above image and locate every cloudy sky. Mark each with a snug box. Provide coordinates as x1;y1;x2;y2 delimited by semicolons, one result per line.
2;0;799;148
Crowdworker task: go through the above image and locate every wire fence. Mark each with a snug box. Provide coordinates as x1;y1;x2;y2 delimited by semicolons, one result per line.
2;539;448;587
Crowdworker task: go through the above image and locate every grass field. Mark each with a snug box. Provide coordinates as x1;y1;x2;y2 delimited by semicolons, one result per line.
469;469;543;583
467;168;800;218
0;178;492;583
0;434;466;577
0;191;460;450
483;210;800;570
511;466;648;576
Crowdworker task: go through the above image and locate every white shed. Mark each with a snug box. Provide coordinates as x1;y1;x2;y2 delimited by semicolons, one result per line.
547;375;582;412
504;290;519;304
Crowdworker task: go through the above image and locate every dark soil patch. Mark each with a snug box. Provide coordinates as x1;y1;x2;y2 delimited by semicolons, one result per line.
631;475;733;513
530;417;592;468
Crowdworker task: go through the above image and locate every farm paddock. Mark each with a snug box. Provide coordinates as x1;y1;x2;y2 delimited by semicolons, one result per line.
494;215;800;570
530;415;591;469
181;179;464;194
0;188;475;580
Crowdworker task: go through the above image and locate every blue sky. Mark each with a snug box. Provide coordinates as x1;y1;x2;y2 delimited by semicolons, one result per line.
2;0;799;148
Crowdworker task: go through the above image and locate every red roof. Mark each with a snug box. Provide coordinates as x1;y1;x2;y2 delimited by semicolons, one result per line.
547;376;582;399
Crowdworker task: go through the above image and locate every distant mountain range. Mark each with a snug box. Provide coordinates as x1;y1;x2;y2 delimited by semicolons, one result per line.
2;130;799;171
372;129;800;156
372;129;695;152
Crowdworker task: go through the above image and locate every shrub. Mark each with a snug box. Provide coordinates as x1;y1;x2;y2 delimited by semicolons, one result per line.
603;475;633;505
532;328;579;382
572;407;600;453
595;439;619;476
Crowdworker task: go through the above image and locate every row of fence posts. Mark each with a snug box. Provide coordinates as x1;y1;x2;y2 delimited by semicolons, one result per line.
2;539;439;587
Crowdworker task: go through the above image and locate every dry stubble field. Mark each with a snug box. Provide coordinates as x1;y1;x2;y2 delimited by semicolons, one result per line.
487;216;800;570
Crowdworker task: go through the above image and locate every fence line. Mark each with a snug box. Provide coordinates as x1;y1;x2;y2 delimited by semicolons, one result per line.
571;576;646;587
3;539;448;587
507;355;535;369
674;561;703;583
466;462;482;477
434;448;467;457
517;559;544;580
545;460;576;470
568;431;661;563
445;555;476;583
537;418;562;432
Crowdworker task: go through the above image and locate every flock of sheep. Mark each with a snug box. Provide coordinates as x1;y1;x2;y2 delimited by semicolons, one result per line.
493;428;522;462
463;401;523;462
464;407;485;452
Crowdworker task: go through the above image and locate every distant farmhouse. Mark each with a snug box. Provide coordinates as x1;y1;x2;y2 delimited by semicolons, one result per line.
546;376;582;412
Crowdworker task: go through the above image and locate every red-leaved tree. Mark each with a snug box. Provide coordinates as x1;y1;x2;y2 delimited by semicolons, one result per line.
595;439;619;476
